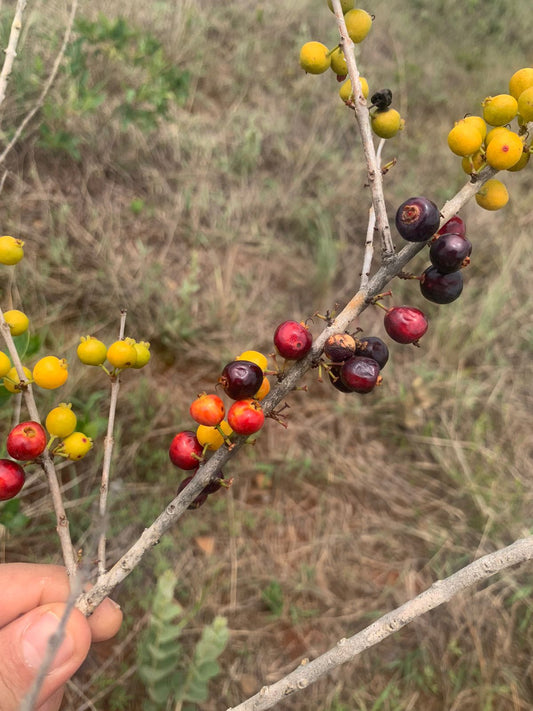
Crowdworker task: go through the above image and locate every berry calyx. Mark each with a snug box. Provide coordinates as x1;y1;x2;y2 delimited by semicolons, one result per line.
419;266;464;304
219;360;263;400
384;306;428;345
56;431;93;460
190;393;225;427
227;399;265;436
273;320;313;360
7;421;47;461
0;459;25;500
429;233;472;273
169;431;203;469
395;197;440;242
32;356;68;390
45;403;77;439
340;356;381;393
77;336;108;366
3;366;32;393
0;236;24;265
3;309;29;336
106;339;137;369
354;336;389;369
299;42;331;75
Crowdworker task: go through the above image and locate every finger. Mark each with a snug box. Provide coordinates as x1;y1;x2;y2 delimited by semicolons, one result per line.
0;563;70;627
0;601;91;711
86;597;123;642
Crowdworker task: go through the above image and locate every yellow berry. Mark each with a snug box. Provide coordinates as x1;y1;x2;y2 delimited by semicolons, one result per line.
517;86;533;123
0;236;24;265
461;150;485;175
132;341;151;369
462;115;487;142
371;108;403;138
3;309;29;337
327;0;354;13
339;76;369;102
485;126;508;147
254;375;271;401
236;350;268;373
482;94;518;126
475;179;509;211
3;365;32;393
329;47;347;76
447;119;483;156
58;431;93;460
299;41;331;75
196;420;233;451
0;352;11;378
77;336;107;366
45;403;77;438
509;67;533;100
485;129;524;170
344;8;372;43
33;356;68;389
106;339;137;368
507;149;530;172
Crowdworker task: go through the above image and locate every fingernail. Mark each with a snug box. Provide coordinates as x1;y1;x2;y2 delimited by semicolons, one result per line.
22;611;75;670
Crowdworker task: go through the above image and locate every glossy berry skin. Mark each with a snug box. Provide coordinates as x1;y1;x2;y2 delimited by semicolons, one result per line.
384;306;428;344
437;215;466;238
59;432;93;460
32;356;68;390
340;356;381;394
227;399;264;435
328;366;353;393
45;404;77;438
0;459;25;500
176;476;208;510
395;197;440;242
189;393;225;427
273;320;313;360
219;360;263;400
7;421;47;461
169;431;203;469
429;233;472;273
354;336;389;369
203;470;226;495
324;333;356;363
420;266;463;304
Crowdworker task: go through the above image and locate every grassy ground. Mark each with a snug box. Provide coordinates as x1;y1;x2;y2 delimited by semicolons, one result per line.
1;0;533;709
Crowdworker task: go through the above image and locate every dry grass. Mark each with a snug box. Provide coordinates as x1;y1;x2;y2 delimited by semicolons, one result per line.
1;0;533;709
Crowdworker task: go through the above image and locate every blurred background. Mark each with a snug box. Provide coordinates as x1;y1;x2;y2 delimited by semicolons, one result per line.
1;0;532;708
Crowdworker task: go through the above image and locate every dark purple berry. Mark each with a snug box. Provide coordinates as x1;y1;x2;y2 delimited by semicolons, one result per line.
384;306;428;344
328;365;353;393
420;266;463;304
437;215;466;238
395;196;440;242
354;336;389;370
273;320;313;360
429;233;472;273
177;476;208;509
324;333;356;363
219;360;263;400
340;356;381;394
203;471;225;495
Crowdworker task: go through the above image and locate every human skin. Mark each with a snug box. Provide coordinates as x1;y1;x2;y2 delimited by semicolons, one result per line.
0;563;123;711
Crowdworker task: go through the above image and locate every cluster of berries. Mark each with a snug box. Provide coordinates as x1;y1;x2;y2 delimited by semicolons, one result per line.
77;335;151;372
169;320;316;509
299;2;405;140
447;67;533;211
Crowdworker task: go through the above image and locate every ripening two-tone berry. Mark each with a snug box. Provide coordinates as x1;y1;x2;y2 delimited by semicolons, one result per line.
190;393;225;427
227;399;265;436
7;421;47;461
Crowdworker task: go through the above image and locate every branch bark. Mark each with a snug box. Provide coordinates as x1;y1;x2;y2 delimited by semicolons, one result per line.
0;0;28;111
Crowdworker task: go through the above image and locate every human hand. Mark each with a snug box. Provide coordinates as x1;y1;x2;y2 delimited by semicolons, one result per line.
0;563;123;711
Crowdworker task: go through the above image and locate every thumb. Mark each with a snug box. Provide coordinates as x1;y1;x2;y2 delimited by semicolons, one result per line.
0;601;92;711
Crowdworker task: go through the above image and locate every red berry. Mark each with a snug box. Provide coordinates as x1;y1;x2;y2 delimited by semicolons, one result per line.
169;431;203;470
6;421;47;461
384;306;428;344
189;393;225;427
176;475;208;509
437;215;466;238
273;320;313;360
219;360;263;400
340;356;381;393
395;196;440;242
328;366;353;393
227;399;265;435
420;266;463;304
0;459;25;500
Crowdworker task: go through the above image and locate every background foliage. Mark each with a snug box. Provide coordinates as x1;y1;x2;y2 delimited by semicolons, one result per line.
0;0;532;708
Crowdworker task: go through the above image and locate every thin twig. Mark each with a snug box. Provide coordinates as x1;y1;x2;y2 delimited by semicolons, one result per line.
0;0;28;110
226;536;533;710
359;139;385;288
97;309;127;578
0;0;79;166
0;307;77;577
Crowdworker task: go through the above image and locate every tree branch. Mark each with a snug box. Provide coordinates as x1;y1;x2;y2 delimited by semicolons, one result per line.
0;0;28;111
